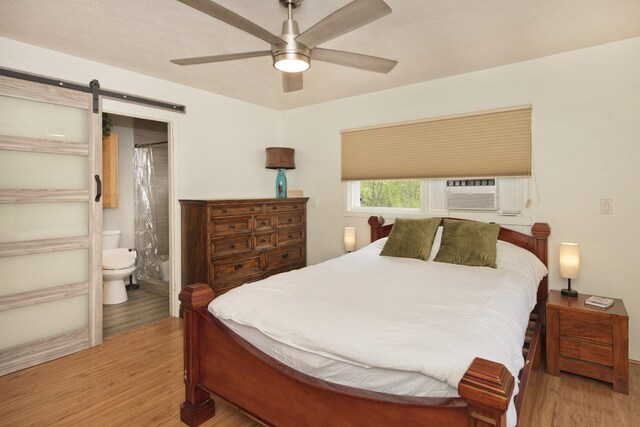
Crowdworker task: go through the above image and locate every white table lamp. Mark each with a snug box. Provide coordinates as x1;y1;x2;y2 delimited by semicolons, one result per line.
559;242;580;297
344;227;356;253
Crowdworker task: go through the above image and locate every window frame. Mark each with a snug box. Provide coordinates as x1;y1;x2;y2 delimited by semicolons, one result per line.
343;178;534;226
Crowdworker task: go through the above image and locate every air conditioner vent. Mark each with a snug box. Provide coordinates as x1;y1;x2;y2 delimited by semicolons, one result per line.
446;179;498;211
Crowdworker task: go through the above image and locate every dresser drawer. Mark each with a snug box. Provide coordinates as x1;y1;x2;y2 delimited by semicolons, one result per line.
268;202;305;213
212;216;252;236
560;336;613;366
267;246;304;270
213;272;264;295
559;312;613;345
277;228;304;246
210;204;262;217
254;215;274;232
254;232;275;250
275;212;303;229
212;256;262;281
211;234;252;257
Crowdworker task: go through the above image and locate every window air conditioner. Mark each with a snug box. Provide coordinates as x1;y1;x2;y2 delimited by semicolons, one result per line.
445;179;498;211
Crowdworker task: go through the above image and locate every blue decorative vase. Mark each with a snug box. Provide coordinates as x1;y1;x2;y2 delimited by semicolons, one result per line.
275;168;287;198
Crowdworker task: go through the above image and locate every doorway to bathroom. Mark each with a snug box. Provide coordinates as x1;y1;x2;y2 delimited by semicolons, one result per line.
102;114;171;338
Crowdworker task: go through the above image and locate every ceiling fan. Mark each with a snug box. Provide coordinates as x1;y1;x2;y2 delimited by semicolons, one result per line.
171;0;398;93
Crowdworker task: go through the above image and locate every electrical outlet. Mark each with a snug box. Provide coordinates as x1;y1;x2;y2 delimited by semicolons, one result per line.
600;199;612;214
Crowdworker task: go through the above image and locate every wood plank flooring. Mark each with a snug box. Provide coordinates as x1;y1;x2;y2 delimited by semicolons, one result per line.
103;287;169;338
0;318;637;426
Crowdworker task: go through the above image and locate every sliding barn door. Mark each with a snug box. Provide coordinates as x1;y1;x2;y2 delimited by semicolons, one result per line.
0;75;102;376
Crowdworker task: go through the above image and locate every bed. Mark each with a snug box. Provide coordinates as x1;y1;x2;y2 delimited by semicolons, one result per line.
179;216;550;427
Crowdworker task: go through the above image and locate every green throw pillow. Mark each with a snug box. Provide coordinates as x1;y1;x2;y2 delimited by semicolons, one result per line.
380;218;441;261
434;219;500;268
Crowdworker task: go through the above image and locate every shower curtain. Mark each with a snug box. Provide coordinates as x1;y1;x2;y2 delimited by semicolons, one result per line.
133;146;162;280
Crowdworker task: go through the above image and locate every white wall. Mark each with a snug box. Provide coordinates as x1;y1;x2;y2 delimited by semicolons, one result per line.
103;115;135;249
282;37;640;360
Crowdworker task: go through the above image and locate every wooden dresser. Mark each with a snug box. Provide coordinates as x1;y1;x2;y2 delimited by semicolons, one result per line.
180;198;308;296
546;290;629;394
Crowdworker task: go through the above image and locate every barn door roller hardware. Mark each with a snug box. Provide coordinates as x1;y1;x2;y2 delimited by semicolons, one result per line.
0;67;186;113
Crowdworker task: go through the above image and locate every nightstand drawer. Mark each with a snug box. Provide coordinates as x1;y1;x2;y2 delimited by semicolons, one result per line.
559;312;613;345
560;336;613;366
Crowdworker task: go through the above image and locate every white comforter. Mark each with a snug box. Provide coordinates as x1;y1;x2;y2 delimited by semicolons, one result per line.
210;237;547;427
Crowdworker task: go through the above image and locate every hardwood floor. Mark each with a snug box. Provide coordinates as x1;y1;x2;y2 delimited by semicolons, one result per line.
103;287;170;338
0;317;637;426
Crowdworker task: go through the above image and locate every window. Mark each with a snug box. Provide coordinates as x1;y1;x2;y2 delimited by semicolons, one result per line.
345;177;533;226
358;180;421;208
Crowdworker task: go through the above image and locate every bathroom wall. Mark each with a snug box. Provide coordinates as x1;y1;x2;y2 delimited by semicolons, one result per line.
103;115;135;249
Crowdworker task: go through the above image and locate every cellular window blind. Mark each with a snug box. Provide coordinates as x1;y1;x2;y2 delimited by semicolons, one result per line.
341;106;532;181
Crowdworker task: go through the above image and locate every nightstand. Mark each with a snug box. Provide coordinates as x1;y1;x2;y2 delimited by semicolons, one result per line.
546;290;629;394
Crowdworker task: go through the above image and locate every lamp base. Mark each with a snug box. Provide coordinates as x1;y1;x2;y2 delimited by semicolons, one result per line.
561;288;578;298
275;168;287;199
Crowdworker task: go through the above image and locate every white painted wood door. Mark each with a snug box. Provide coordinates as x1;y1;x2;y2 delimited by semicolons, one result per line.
0;75;102;376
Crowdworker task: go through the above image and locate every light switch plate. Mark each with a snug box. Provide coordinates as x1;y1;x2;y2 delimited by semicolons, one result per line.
600;199;612;214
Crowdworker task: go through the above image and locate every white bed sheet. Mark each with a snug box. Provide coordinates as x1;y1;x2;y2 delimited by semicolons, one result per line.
210;236;547;427
220;317;458;397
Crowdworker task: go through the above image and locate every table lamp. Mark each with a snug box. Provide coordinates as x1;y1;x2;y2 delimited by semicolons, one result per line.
265;147;295;198
344;227;356;253
559;242;579;297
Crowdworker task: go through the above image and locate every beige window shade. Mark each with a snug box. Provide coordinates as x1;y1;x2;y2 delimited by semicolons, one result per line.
341;106;531;181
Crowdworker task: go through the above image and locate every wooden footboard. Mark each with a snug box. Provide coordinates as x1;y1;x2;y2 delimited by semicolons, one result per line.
180;284;522;427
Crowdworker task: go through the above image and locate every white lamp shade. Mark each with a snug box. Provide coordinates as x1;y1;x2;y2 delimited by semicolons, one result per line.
344;227;356;252
559;242;580;279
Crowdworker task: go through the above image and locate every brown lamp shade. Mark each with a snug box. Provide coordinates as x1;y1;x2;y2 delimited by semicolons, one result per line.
265;147;295;170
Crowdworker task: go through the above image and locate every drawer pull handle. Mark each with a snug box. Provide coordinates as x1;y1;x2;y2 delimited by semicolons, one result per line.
273;206;278;210
261;239;267;243
288;218;293;223
229;224;235;229
288;235;293;239
234;264;243;270
250;207;255;211
228;244;236;249
294;205;298;208
261;221;267;225
222;209;228;213
282;253;289;260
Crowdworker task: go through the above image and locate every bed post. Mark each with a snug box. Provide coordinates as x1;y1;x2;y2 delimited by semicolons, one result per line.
459;358;514;427
179;284;216;426
531;223;550;304
368;216;385;242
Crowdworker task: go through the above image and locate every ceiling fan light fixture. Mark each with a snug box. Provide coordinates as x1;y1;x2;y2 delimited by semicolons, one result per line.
273;52;310;73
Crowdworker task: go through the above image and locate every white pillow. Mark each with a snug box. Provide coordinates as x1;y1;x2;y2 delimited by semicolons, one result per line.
428;226;443;261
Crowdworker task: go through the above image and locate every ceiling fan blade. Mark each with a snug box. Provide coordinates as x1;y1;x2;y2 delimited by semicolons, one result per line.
171;50;272;66
178;0;283;45
313;48;397;74
295;0;391;49
283;72;303;93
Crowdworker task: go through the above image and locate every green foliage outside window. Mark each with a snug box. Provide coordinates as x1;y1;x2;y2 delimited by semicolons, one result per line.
359;180;420;208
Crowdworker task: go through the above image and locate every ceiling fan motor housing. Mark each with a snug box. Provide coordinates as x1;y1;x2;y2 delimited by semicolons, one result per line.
272;15;310;71
279;0;303;9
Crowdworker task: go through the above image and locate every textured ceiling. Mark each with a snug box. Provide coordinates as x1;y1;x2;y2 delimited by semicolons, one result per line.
1;0;639;110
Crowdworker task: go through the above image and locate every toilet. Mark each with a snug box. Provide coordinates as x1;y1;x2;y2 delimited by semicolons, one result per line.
103;230;137;305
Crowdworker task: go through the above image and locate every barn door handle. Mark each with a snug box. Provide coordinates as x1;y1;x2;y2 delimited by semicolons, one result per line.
95;175;102;202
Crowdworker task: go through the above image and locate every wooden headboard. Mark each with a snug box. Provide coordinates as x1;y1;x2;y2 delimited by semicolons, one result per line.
368;216;551;305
